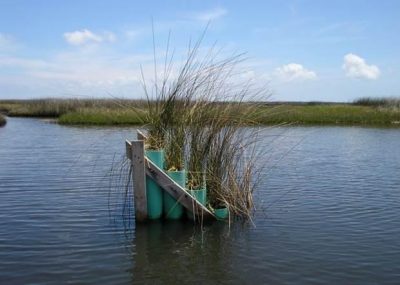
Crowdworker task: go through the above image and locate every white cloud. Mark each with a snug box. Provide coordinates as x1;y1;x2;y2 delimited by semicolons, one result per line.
343;53;380;80
102;31;116;42
0;45;170;98
275;63;317;81
194;7;227;21
63;29;116;46
0;56;49;69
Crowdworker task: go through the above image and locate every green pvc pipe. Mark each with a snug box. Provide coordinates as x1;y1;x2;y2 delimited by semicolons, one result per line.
189;187;207;205
164;170;185;219
145;150;165;219
187;187;207;220
214;207;229;220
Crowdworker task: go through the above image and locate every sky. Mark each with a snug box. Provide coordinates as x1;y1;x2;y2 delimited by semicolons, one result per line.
1;0;400;102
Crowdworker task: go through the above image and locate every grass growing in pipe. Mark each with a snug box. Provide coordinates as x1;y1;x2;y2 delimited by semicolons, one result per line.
201;96;264;221
174;47;267;221
118;26;269;223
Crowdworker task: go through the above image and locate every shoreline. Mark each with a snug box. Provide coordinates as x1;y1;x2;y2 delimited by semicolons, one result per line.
1;99;399;127
0;114;6;127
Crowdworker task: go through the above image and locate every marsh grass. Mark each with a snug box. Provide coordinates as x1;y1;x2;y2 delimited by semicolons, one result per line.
0;98;148;118
256;104;400;125
129;27;266;222
58;108;147;125
203;101;264;221
2;99;400;126
0;114;6;126
354;97;400;108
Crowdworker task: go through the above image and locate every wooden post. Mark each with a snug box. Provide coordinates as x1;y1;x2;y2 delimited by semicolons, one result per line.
130;140;147;222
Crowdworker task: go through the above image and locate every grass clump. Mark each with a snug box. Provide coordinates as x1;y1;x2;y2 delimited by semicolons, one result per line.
201;100;262;220
133;29;265;222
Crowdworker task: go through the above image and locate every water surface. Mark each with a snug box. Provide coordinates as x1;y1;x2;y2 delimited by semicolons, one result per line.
1;118;399;284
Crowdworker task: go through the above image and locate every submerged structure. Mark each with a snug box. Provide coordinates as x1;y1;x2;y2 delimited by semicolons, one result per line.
126;131;218;222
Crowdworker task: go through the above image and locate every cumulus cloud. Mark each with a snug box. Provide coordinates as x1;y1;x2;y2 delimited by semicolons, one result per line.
102;31;116;42
0;56;49;69
194;7;227;21
63;29;116;46
343;53;380;80
0;47;167;98
275;63;317;81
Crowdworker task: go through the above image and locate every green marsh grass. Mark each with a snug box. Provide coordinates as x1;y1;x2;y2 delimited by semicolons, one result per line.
0;114;6;126
354;97;400;108
58;108;147;125
2;99;400;126
0;98;147;118
256;104;400;126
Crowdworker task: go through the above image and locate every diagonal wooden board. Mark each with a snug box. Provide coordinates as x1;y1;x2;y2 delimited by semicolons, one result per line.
137;129;147;141
144;156;215;219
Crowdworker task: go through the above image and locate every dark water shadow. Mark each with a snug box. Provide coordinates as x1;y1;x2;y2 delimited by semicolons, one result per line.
128;220;244;284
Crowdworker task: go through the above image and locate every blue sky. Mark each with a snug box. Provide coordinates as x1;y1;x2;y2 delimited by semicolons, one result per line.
1;0;399;101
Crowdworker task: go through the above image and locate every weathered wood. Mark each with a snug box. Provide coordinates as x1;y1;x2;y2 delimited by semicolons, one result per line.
137;130;147;141
131;140;147;222
125;140;132;160
144;157;215;220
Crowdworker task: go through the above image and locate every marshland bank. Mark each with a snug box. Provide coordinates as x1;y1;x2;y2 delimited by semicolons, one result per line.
1;97;399;127
0;114;6;126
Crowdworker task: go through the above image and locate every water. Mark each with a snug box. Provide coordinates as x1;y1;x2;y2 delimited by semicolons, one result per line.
1;118;400;284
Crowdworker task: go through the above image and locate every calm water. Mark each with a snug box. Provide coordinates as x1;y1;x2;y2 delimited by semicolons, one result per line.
1;118;400;284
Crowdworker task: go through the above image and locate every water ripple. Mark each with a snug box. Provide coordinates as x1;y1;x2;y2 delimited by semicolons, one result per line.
1;119;400;284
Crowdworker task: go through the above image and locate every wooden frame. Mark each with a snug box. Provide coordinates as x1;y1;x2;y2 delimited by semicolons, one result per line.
126;131;215;222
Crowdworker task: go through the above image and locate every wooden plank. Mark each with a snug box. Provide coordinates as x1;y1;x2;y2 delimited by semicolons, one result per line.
137;130;147;141
125;140;132;160
131;140;147;222
144;157;215;220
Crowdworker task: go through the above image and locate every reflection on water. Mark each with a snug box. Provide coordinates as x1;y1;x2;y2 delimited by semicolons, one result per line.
131;221;235;284
1;118;400;284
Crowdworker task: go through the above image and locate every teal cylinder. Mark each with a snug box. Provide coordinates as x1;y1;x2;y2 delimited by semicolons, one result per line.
214;207;229;220
189;187;207;205
146;150;165;169
145;150;165;219
164;170;185;219
187;187;207;220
